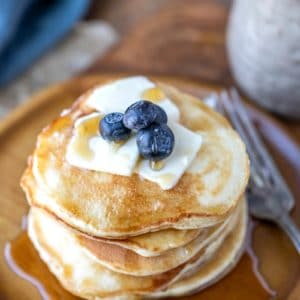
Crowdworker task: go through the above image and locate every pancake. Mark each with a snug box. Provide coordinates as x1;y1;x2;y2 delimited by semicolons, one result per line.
77;203;240;276
28;198;246;299
100;228;201;257
21;165;203;257
23;163;241;276
21;78;249;238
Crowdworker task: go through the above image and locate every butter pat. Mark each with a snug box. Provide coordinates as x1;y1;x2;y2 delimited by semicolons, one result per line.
67;76;201;190
86;76;180;123
138;123;202;190
86;76;155;113
66;113;139;176
158;99;180;123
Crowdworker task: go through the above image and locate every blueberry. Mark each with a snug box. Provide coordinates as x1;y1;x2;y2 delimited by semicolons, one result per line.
123;100;167;131
100;112;131;142
137;124;175;161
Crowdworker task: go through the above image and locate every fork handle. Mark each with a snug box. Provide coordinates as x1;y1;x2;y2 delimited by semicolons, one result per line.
278;212;300;254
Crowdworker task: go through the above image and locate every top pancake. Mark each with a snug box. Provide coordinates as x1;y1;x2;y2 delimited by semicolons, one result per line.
21;77;249;238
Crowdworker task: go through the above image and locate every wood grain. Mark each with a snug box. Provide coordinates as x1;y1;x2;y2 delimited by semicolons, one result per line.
87;0;231;85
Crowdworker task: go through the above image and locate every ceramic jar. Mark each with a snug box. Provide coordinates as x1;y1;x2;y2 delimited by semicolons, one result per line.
227;0;300;119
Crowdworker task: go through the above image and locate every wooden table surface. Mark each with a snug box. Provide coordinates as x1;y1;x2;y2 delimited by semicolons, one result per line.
1;1;299;299
86;0;300;143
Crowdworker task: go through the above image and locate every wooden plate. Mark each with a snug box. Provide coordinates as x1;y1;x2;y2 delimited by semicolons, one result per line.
1;74;299;299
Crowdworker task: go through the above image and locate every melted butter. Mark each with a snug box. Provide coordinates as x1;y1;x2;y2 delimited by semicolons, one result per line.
142;87;166;103
150;160;166;171
72;115;102;161
134;156;143;173
159;173;175;186
110;140;126;152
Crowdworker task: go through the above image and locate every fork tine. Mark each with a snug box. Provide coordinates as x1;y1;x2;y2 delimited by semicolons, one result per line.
220;91;267;188
203;93;225;115
229;88;294;204
227;89;273;181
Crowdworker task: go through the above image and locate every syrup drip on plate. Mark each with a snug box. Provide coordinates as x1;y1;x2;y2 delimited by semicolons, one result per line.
5;232;80;300
245;221;276;296
5;218;275;300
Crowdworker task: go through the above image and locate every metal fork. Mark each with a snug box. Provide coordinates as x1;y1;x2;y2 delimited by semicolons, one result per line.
212;88;300;254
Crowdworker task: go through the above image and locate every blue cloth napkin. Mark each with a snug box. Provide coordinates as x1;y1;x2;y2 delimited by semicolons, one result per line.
0;0;91;87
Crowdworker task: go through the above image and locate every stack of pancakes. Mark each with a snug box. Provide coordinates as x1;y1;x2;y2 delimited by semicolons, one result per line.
21;80;249;299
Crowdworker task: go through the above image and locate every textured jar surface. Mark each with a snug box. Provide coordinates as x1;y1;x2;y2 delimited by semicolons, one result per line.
227;0;300;119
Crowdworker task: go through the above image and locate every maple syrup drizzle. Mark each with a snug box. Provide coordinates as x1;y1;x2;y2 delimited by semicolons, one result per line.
5;231;80;300
72;114;102;161
110;140;126;151
245;221;276;297
141;87;166;103
150;160;166;171
5;218;276;300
